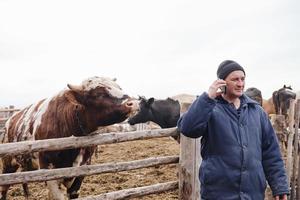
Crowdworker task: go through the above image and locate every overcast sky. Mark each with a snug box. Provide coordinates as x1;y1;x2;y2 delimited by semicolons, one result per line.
0;0;299;108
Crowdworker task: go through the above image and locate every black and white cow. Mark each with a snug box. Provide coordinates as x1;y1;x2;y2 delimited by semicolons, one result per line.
128;96;180;142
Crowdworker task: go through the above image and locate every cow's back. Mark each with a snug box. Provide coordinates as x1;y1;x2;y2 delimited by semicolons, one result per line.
262;98;275;115
4;99;48;144
171;93;196;113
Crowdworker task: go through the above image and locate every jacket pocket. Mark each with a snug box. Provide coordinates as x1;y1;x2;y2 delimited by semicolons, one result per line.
256;164;267;192
200;156;221;185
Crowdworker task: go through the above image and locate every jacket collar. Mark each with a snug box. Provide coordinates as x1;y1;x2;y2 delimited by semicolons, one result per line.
216;94;259;108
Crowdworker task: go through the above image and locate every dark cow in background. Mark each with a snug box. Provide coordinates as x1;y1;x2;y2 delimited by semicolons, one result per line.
244;87;263;106
272;85;296;116
244;87;275;116
128;94;196;143
1;76;139;200
128;96;181;142
128;97;180;128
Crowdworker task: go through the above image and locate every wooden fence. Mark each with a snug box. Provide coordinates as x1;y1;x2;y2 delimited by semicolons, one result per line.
267;99;300;200
284;99;300;200
0;106;19;133
0;106;199;199
0;127;181;199
0;113;201;200
1;101;300;200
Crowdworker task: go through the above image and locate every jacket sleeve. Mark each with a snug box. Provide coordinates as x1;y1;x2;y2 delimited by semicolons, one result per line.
261;111;289;196
177;92;216;138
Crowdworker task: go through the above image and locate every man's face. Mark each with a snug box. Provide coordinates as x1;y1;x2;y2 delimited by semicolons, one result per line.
224;70;245;98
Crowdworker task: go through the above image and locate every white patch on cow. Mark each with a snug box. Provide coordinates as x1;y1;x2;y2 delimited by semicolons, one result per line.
0;133;4;145
107;86;125;99
73;149;84;167
64;149;84;189
13;107;31;142
14;104;38;141
47;180;66;200
31;152;40;170
32;97;53;138
121;99;128;105
57;89;67;97
1;114;17;143
81;76;126;98
4;117;11;132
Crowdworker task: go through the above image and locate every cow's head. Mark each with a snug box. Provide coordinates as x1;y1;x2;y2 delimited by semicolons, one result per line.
127;96;154;125
67;76;139;127
272;85;296;115
244;87;263;106
128;96;180;128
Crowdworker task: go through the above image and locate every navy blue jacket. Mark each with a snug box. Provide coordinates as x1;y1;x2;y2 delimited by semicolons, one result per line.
177;92;289;199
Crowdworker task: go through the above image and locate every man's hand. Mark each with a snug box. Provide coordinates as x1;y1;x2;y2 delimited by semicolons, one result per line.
208;79;227;99
274;194;287;200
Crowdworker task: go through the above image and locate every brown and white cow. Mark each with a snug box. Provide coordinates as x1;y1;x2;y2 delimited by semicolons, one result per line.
0;76;139;200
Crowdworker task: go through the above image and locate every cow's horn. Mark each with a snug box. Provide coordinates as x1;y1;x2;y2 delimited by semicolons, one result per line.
67;84;83;91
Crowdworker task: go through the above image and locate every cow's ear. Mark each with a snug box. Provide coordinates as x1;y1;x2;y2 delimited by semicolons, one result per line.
147;98;154;106
67;84;83;94
65;91;81;106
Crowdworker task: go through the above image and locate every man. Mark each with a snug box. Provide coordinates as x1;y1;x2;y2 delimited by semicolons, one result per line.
177;60;289;199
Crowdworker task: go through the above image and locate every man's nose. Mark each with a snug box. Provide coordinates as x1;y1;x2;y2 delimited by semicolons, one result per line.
237;80;244;86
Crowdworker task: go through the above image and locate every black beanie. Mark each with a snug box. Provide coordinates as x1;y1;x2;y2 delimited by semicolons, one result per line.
217;60;245;80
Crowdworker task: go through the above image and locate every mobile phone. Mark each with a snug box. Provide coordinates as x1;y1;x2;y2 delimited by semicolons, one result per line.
220;86;226;94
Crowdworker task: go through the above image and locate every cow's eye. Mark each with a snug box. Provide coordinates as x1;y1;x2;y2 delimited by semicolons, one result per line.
96;93;109;99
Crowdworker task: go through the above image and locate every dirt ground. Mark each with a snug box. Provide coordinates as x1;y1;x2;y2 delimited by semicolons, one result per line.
6;137;180;200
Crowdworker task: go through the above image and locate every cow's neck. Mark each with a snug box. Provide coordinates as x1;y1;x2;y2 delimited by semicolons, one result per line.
75;109;89;135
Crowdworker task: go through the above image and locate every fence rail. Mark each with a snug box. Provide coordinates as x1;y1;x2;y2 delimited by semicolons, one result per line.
0;156;179;185
0;108;19;112
0;128;179;157
76;181;178;200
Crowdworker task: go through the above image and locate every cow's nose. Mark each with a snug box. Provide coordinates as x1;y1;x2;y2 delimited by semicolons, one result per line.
125;99;140;112
126;101;133;107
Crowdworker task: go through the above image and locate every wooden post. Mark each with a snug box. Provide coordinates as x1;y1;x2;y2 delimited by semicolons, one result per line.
286;99;295;186
270;114;286;153
291;100;300;200
179;134;201;200
269;114;287;200
8;105;14;117
295;100;300;199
